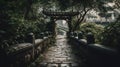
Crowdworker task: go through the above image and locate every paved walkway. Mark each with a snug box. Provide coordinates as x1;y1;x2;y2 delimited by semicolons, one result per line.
39;35;81;67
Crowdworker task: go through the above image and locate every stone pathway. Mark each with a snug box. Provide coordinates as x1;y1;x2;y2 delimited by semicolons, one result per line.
39;35;81;67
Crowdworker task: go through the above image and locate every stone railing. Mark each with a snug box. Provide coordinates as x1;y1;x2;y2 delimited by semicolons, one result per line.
68;32;120;67
3;32;54;67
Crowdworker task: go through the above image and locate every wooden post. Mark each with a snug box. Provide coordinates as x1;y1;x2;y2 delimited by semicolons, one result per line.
67;17;72;37
50;17;56;37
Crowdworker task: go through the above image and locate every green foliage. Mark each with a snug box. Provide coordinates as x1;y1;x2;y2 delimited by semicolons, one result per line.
0;0;47;49
0;0;118;50
100;18;120;48
0;17;46;48
79;22;104;43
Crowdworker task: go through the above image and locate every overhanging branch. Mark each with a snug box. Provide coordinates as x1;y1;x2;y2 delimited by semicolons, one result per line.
73;8;91;31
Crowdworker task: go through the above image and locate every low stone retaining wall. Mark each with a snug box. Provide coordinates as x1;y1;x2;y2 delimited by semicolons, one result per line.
3;36;54;67
69;37;120;67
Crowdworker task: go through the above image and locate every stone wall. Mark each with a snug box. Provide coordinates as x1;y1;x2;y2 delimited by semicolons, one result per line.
2;35;54;67
68;32;120;67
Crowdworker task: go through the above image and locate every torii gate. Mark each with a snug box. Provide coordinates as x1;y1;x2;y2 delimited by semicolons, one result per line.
42;9;79;35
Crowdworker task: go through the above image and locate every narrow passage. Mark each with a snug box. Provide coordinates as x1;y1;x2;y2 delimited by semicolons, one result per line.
39;35;82;67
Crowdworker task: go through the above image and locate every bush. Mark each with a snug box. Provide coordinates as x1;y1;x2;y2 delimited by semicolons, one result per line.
79;22;104;43
0;13;47;49
100;19;120;48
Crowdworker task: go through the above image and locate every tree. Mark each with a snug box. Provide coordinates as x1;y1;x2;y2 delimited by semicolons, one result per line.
100;15;120;48
0;0;48;49
39;0;98;32
79;22;104;43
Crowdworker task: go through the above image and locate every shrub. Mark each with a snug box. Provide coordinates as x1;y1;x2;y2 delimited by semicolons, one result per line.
100;19;120;48
79;22;104;43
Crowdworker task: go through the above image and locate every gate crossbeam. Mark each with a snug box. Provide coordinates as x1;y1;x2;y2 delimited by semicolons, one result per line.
43;10;79;16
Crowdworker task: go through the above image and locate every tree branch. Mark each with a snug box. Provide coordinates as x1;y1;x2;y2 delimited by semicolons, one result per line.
73;8;91;31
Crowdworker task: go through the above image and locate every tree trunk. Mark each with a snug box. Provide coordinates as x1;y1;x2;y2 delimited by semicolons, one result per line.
24;0;33;19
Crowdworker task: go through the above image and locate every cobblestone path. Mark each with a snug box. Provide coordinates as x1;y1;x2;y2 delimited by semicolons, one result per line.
39;35;82;67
